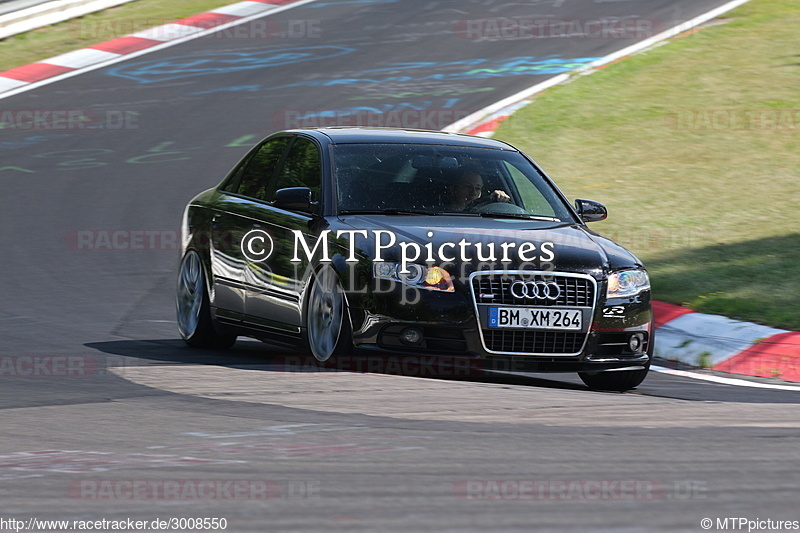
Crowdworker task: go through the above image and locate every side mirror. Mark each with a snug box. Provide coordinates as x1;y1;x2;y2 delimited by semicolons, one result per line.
575;199;608;223
274;187;314;213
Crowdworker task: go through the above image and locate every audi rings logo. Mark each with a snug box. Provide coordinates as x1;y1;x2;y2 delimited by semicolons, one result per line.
241;229;274;262
510;280;561;300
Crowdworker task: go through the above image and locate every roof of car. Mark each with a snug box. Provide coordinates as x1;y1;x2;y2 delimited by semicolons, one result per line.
285;127;518;151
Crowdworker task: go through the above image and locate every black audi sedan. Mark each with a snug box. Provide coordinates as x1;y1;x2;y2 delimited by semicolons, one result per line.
177;128;653;391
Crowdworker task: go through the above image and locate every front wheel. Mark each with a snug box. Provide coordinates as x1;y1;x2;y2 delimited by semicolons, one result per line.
304;267;352;362
579;366;649;392
176;250;236;349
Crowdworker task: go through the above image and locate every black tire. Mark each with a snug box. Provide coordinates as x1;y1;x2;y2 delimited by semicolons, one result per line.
303;266;353;362
579;366;649;392
176;250;236;349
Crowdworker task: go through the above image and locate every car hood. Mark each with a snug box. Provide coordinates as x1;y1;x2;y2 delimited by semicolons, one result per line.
333;214;642;277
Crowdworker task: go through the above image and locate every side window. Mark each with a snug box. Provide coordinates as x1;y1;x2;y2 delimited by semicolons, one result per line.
269;137;322;202
503;161;557;217
232;137;291;199
219;162;245;193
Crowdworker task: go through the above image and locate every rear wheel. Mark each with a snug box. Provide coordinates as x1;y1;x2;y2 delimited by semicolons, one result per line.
176;250;236;349
305;267;352;362
579;366;649;392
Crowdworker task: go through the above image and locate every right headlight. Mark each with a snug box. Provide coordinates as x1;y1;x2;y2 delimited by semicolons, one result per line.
607;269;650;298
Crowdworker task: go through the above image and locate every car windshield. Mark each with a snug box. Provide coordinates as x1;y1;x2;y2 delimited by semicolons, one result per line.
332;143;573;220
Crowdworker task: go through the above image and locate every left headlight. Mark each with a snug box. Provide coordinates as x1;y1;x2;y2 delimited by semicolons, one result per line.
607;269;650;298
373;262;455;292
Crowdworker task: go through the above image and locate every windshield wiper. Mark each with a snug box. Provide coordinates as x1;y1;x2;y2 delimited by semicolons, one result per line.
477;212;561;222
338;209;436;216
438;211;481;216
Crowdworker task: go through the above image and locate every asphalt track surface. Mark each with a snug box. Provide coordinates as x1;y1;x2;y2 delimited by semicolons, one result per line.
1;0;799;531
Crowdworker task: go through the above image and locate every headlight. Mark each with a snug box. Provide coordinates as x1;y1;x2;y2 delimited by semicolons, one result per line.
607;269;650;298
373;262;454;292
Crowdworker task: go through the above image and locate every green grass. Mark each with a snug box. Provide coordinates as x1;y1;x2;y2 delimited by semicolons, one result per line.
0;0;232;72
495;0;800;329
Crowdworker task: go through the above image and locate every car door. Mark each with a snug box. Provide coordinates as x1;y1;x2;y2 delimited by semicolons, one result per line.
208;136;292;321
243;135;324;334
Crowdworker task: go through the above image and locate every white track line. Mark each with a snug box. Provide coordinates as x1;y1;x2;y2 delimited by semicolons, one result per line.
651;366;800;391
0;0;320;102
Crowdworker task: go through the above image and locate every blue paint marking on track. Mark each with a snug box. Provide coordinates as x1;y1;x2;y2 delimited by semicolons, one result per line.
191;56;602;95
106;46;356;84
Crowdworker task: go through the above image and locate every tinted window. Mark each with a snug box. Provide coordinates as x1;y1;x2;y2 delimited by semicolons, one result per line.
503;160;558;218
230;137;291;199
332;143;572;220
270;137;322;202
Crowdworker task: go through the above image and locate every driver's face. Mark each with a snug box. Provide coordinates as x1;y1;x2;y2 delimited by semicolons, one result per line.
455;173;483;205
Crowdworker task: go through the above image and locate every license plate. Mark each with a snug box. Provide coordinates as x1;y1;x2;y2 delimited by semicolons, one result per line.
488;307;583;330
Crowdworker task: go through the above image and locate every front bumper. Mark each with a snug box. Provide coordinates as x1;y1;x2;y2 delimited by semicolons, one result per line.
353;326;652;373
345;270;653;373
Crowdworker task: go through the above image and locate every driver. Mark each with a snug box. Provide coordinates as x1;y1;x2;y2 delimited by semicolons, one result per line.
445;168;511;211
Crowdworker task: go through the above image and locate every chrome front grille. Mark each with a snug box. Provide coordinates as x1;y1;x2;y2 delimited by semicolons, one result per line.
470;271;597;356
472;274;594;307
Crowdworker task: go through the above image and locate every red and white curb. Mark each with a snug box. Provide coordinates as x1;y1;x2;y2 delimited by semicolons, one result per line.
0;0;315;98
652;302;800;383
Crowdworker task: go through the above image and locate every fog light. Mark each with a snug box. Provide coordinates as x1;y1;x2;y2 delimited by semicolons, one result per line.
628;333;644;353
401;327;423;345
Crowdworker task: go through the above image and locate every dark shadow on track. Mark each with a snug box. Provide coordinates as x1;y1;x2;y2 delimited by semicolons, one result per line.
86;339;800;403
85;338;588;392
